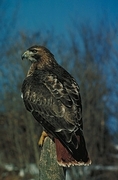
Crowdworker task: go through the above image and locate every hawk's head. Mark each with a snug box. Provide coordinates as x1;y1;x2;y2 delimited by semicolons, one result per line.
22;45;54;63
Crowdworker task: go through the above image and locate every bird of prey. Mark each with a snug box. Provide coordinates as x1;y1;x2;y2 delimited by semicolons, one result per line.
21;45;91;167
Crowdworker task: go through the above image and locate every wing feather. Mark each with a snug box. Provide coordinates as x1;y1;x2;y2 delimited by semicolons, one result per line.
22;69;82;131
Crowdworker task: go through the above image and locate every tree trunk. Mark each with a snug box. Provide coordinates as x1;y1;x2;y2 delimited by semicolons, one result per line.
39;137;65;180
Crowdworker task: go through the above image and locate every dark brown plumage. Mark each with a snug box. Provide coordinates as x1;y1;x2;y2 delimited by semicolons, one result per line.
21;45;91;166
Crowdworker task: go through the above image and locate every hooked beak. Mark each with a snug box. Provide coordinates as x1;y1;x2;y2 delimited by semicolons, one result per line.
21;50;30;60
21;50;37;62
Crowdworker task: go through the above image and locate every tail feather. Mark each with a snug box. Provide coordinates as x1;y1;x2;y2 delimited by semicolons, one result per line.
55;138;81;167
55;131;91;167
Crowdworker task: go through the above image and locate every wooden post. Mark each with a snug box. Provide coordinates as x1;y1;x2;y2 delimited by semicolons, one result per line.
39;137;65;180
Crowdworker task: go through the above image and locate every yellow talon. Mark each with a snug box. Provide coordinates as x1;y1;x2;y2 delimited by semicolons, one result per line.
38;131;48;147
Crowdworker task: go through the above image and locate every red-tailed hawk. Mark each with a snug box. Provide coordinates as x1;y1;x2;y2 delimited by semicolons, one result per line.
21;45;91;167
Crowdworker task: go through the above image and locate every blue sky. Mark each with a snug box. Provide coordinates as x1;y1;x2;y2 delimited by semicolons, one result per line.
6;0;118;35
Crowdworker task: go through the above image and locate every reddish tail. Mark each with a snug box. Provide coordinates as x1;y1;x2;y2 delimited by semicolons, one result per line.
55;137;91;167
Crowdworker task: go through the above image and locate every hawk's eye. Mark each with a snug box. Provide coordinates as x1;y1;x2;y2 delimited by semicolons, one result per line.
31;49;37;53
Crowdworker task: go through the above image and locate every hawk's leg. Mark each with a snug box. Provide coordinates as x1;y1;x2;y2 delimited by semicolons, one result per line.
38;131;48;147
